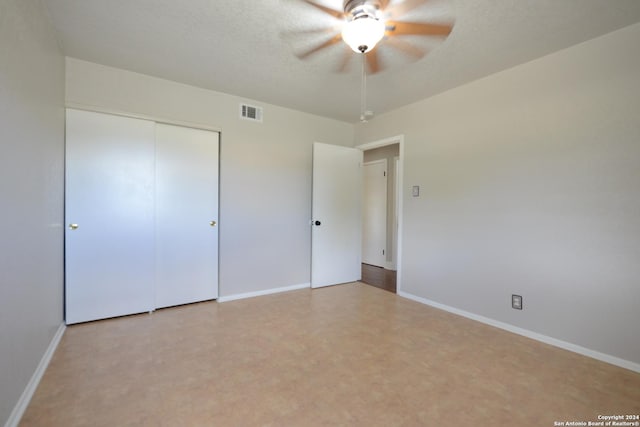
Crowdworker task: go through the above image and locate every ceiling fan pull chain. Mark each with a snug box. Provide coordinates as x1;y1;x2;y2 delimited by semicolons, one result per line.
360;53;367;122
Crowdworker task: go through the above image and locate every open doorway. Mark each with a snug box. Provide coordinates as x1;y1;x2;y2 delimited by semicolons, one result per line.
358;139;401;293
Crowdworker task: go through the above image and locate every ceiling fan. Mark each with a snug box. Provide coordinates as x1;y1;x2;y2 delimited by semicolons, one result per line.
292;0;455;74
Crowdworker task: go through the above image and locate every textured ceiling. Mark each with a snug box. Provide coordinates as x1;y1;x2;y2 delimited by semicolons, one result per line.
44;0;640;123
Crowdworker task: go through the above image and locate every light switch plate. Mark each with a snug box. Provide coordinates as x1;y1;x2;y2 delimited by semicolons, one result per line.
412;186;420;197
512;294;523;310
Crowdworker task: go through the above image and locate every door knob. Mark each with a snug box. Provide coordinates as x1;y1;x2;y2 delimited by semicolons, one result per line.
209;220;217;227
314;220;321;226
69;223;79;230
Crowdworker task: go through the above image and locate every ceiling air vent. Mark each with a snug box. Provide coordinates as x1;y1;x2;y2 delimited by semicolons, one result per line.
240;103;263;123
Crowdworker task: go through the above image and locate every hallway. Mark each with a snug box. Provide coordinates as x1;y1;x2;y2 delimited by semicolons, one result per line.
361;263;396;293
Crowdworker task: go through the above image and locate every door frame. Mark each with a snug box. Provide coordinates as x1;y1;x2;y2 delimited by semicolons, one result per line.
356;135;404;294
392;156;400;271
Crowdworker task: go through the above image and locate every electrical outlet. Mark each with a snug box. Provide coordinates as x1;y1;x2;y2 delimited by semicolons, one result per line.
512;294;523;310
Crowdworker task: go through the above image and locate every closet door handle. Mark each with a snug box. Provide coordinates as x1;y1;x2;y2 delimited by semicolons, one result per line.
209;220;217;227
69;223;79;230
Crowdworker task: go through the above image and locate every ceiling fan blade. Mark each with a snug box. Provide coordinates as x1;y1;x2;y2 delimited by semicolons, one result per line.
386;20;453;37
366;49;382;74
378;0;391;10
296;34;343;59
384;37;427;59
384;0;428;19
300;0;344;19
282;26;340;38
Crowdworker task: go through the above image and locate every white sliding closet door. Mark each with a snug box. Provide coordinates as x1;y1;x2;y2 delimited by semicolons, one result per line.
65;109;155;324
155;124;219;308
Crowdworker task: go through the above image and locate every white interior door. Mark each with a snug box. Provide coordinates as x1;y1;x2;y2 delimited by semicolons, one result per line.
65;109;155;324
311;142;362;288
362;160;387;267
155;124;219;308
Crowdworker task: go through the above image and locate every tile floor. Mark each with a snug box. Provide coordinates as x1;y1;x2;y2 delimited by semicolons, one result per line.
21;283;640;426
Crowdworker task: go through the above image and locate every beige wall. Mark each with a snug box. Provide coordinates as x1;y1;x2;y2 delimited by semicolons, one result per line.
65;58;354;298
355;23;640;365
0;0;65;424
363;144;400;267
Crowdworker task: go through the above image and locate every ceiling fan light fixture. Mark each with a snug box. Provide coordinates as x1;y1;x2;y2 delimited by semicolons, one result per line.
341;16;386;53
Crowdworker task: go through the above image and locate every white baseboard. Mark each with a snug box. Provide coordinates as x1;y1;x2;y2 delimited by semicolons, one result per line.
398;291;640;374
218;283;310;303
384;262;396;271
5;322;66;427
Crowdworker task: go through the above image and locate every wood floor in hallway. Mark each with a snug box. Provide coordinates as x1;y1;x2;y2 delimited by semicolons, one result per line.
361;263;396;293
21;283;640;426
